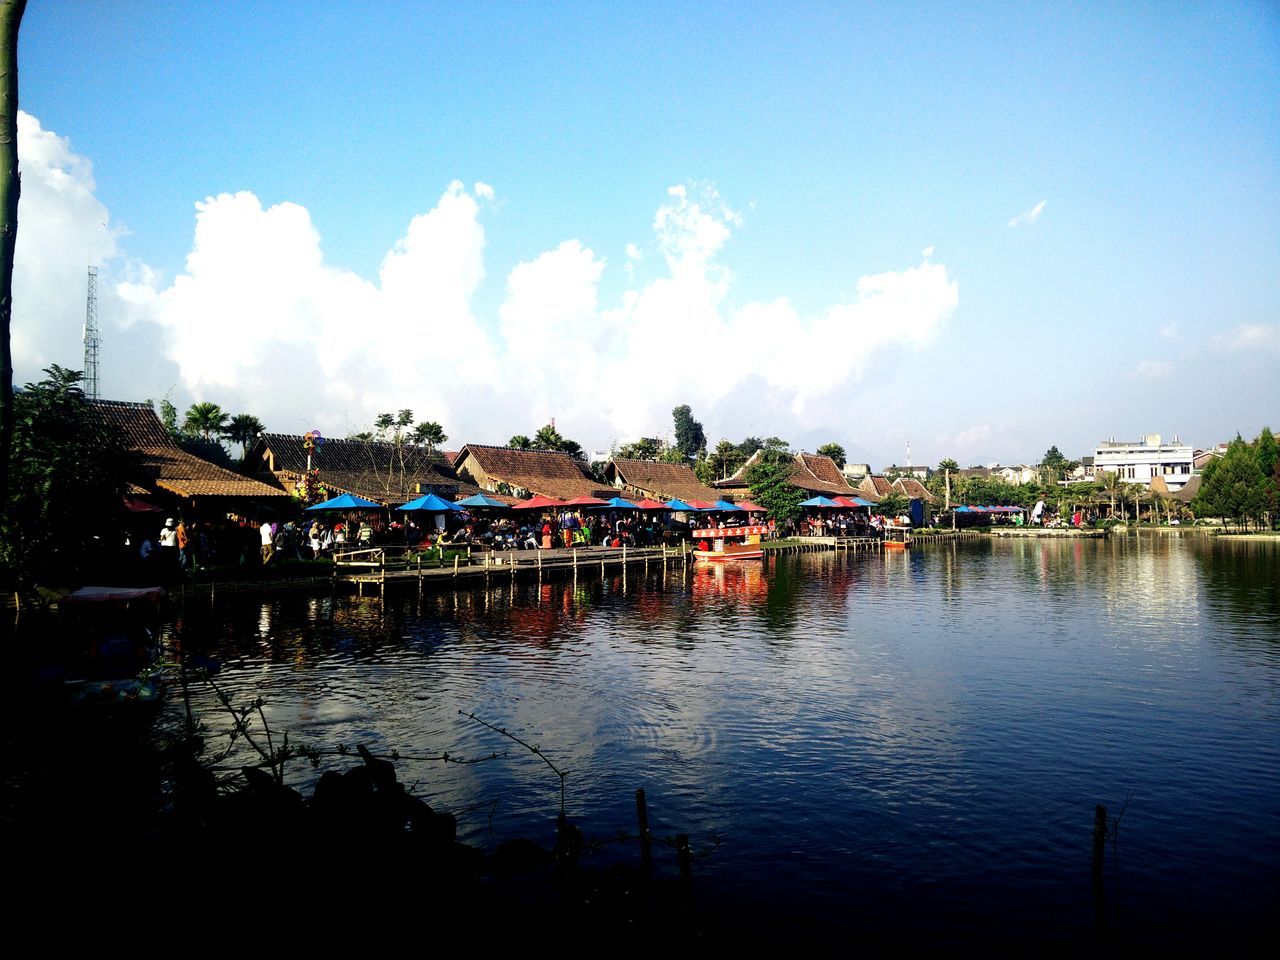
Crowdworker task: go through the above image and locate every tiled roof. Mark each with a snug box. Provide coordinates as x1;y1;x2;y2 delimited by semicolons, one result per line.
250;433;466;505
859;475;893;498
892;477;937;503
716;450;852;495
91;401;288;499
608;459;723;502
456;444;610;500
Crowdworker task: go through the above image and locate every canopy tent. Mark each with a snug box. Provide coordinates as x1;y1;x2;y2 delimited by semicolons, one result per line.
706;499;744;512
663;498;697;512
455;493;510;509
798;495;841;508
306;493;383;511
954;504;1025;513
397;492;462;512
735;500;766;513
686;500;717;510
632;498;670;510
562;496;608;507
593;496;639;510
511;495;566;511
833;495;875;509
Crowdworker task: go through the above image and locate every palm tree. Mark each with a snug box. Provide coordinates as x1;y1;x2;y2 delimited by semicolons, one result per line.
1099;470;1122;520
183;402;228;441
508;435;531;450
224;413;264;459
411;420;446;454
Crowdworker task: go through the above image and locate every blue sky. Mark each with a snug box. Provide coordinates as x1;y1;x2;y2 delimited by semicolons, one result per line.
14;1;1280;467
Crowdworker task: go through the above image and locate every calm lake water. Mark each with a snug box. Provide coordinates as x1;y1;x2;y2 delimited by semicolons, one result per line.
167;534;1279;946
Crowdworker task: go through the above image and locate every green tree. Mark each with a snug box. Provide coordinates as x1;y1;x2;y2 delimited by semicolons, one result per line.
225;413;265;459
183;402;229;441
1098;470;1123;519
878;491;910;518
410;420;447;453
1;365;130;594
1194;436;1269;530
508;434;531;450
938;457;959;473
530;423;585;460
0;0;26;519
697;439;745;485
616;437;659;461
816;443;846;469
1040;445;1077;483
672;404;706;460
745;444;805;524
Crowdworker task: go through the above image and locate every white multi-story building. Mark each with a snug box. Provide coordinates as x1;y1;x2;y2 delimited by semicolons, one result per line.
1093;434;1194;490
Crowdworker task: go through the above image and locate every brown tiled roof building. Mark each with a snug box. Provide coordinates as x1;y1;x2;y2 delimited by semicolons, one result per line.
246;433;479;505
715;450;854;498
453;444;612;500
603;459;723;503
91;400;288;502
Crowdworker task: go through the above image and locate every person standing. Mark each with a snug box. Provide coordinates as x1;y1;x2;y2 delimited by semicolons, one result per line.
260;519;275;564
159;518;179;575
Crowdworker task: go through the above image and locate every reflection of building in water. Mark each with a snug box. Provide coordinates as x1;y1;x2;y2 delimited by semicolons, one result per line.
692;561;768;601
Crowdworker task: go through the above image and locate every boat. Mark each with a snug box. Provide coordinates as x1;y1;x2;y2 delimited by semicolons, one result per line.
58;585;165;708
691;523;767;561
883;525;912;549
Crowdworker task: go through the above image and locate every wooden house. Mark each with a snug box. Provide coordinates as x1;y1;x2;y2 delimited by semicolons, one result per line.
452;444;613;500
603;459;723;503
91;400;288;513
245;433;481;506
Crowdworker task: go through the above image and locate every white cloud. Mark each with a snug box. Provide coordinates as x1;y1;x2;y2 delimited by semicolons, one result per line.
1135;359;1174;380
18;113;961;447
933;425;994;460
12;112;122;382
1159;322;1180;339
1008;200;1046;228
1212;323;1280;354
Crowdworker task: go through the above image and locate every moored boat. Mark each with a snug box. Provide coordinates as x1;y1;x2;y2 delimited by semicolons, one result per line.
59;586;165;708
883;525;912;549
692;524;767;561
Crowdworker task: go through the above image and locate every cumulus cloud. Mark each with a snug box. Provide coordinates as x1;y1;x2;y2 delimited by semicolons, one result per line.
12;112;122;383
20;113;960;446
1135;359;1174;380
1212;323;1280;354
933;425;994;461
1008;200;1046;228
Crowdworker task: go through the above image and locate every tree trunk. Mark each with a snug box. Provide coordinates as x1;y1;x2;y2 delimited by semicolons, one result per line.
0;0;26;518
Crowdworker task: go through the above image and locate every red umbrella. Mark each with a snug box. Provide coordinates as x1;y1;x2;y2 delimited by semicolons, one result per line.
511;494;566;510
633;498;670;510
123;496;163;514
561;495;607;507
735;500;766;512
686;499;717;510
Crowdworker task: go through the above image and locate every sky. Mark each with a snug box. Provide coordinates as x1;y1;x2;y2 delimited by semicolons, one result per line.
13;1;1280;468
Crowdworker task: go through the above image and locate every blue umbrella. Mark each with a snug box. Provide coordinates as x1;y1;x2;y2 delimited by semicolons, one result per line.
306;492;383;511
799;495;840;508
455;493;510;509
664;498;696;512
592;496;639;510
397;492;461;512
709;499;742;511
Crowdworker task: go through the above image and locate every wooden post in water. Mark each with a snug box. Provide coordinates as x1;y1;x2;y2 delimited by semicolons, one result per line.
453;553;459;578
676;833;693;901
1092;804;1107;934
510;549;515;579
636;788;653;882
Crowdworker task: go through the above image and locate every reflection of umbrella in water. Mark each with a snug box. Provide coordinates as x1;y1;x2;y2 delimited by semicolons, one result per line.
306;493;383;510
396;492;462;512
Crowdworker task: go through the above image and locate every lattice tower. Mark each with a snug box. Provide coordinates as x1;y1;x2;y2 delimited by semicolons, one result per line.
83;265;100;399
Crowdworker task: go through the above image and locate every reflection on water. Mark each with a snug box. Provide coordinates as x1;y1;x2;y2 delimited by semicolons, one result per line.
166;536;1280;945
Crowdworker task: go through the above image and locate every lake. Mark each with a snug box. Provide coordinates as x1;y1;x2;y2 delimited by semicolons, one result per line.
166;534;1280;946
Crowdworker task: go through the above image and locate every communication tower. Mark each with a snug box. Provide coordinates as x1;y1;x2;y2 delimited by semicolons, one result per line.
83;265;100;400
